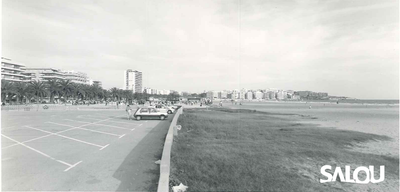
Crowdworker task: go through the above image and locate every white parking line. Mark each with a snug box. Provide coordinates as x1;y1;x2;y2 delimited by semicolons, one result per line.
2;117;116;150
24;126;105;149
64;161;82;172
48;122;122;137
99;144;109;150
81;116;142;125
1;134;78;171
64;119;131;130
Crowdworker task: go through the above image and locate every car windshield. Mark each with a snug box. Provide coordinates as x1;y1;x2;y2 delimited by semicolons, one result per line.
140;108;149;113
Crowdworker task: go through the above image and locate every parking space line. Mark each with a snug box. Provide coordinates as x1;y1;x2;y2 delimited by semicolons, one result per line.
3;117;117;150
64;161;82;172
64;119;131;130
48;122;122;137
99;144;109;150
1;134;74;170
81;116;143;125
24;126;105;148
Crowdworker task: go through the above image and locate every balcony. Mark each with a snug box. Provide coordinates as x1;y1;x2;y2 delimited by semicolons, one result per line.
1;72;28;78
1;65;24;72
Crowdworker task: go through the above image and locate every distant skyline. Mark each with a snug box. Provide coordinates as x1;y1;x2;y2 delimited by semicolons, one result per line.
2;0;399;99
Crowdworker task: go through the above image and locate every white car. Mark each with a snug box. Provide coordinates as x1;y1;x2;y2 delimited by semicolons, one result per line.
151;104;175;114
133;107;169;121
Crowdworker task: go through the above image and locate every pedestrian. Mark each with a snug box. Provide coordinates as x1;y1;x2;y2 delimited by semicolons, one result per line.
126;104;132;120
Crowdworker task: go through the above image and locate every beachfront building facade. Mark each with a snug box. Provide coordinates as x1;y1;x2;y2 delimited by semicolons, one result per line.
93;80;102;87
64;71;89;84
24;68;66;82
245;91;253;100
123;69;143;93
219;90;228;99
254;91;263;100
1;57;31;82
24;68;90;84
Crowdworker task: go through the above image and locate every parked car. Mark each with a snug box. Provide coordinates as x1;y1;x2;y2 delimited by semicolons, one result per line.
133;107;168;121
150;104;175;114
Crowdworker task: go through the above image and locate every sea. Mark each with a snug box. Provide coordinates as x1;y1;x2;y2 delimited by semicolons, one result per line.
307;99;399;105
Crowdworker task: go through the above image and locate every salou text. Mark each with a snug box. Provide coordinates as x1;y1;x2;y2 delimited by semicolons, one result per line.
320;165;384;184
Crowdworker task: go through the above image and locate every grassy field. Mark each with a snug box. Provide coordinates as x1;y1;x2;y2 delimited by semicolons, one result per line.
169;108;399;192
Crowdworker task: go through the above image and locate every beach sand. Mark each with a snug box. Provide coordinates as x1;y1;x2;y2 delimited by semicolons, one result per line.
225;101;399;158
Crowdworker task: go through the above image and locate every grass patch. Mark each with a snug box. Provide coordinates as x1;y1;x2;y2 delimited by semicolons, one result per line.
170;108;398;192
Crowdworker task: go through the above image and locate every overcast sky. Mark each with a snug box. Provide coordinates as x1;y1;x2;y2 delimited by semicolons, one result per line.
2;0;399;99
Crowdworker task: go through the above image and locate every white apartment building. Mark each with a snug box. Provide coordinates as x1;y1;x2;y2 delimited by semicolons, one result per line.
63;71;89;84
254;91;263;100
123;69;142;93
245;91;253;100
1;57;31;82
24;68;66;82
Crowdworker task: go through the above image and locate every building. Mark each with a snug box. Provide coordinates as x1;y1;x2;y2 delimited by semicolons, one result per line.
1;57;31;82
206;91;214;99
254;91;263;100
276;90;287;100
93;81;102;87
219;90;228;99
163;90;170;95
206;90;220;99
123;69;142;93
23;68;90;84
64;71;89;84
144;88;152;94
24;68;66;82
245;91;253;100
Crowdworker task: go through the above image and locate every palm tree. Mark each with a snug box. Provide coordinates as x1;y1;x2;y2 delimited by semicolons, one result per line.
59;80;73;103
74;84;86;100
13;82;30;104
102;89;110;102
110;87;120;101
1;80;14;103
29;80;47;104
46;79;60;104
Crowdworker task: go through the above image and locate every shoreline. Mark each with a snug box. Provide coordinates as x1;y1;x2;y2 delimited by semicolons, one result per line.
216;99;400;106
223;101;399;158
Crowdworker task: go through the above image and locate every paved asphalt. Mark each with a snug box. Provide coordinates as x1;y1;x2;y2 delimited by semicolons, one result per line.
1;109;172;191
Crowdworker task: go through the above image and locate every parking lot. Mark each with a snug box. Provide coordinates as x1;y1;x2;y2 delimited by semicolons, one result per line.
1;108;171;191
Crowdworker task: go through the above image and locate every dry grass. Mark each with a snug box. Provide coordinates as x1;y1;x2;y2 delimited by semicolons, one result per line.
169;108;399;192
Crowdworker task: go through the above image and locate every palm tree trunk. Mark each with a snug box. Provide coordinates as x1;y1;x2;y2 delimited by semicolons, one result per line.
50;93;54;104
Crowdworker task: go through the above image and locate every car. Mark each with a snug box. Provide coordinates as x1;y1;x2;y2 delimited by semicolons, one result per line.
152;104;175;114
133;107;168;121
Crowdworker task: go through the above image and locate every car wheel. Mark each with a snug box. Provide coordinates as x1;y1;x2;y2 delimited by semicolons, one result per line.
136;116;141;121
168;110;172;114
160;115;165;120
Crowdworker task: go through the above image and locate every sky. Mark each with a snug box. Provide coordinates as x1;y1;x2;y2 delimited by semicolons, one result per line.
2;0;399;99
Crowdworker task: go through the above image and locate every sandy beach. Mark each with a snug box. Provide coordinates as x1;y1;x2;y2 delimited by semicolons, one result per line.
225;101;399;157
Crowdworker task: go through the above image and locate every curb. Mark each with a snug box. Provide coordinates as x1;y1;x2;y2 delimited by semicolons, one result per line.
157;106;183;192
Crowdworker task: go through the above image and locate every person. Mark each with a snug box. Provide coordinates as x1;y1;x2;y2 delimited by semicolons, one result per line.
126;104;132;120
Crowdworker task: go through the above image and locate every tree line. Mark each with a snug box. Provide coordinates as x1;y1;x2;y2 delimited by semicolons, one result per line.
1;79;181;105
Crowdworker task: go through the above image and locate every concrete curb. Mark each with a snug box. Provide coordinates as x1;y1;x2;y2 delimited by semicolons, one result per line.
157;106;183;192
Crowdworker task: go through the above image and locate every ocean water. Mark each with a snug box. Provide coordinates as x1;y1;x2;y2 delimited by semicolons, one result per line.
329;99;399;105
